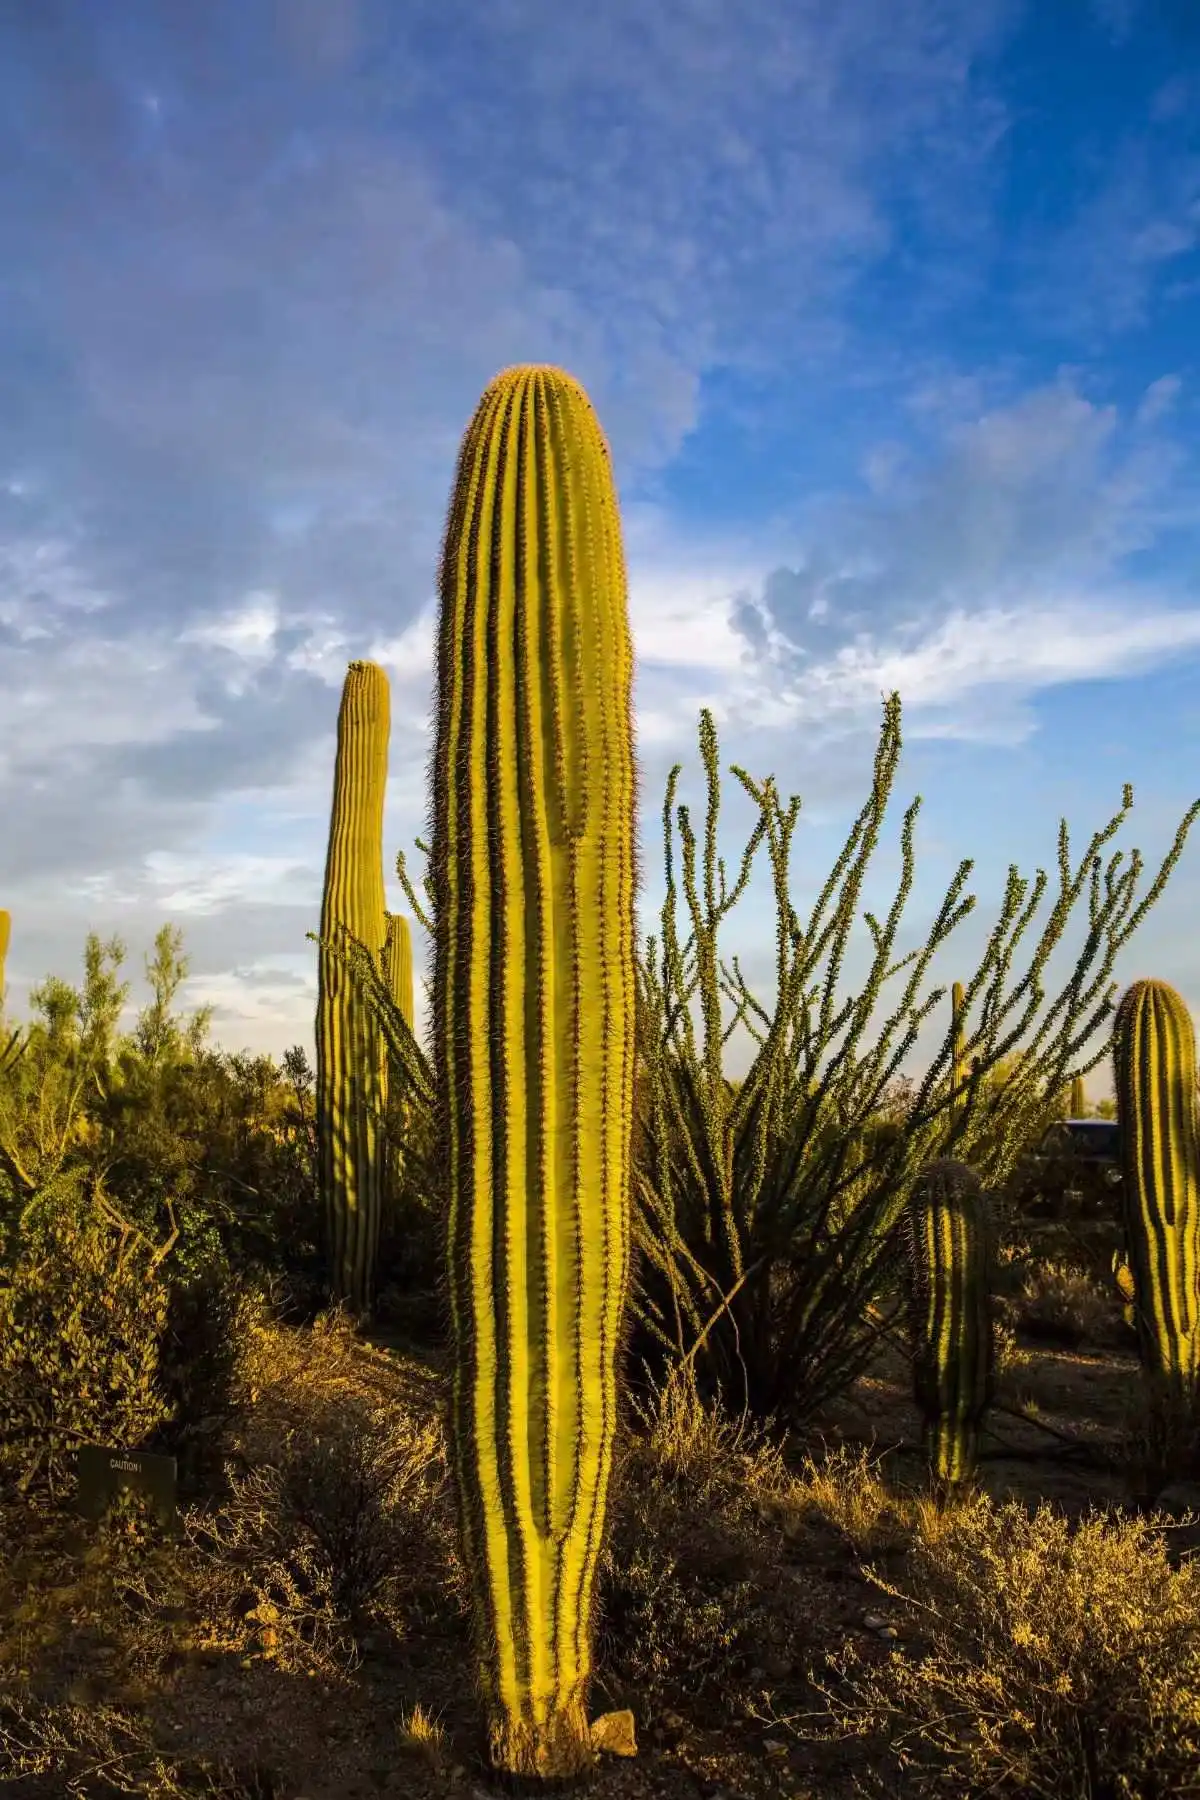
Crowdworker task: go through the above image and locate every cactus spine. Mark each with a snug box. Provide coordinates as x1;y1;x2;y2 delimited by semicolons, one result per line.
315;661;391;1320
903;1158;995;1493
432;366;637;1778
1111;979;1200;1427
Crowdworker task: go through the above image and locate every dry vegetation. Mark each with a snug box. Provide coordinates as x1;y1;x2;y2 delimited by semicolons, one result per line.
3;1200;1199;1800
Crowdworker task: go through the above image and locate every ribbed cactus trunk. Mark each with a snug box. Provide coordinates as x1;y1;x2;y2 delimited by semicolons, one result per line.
903;1158;995;1495
315;661;390;1321
1111;979;1200;1475
431;365;638;1779
1069;1074;1086;1118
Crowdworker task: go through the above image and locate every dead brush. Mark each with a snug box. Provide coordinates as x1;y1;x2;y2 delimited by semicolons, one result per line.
180;1393;449;1677
0;1688;285;1798
1012;1258;1113;1348
755;1488;1200;1799
596;1363;792;1706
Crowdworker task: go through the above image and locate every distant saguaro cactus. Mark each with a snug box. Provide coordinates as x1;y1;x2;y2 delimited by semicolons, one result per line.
432;365;638;1779
383;912;413;1031
315;661;391;1320
1111;979;1200;1478
903;1157;995;1495
1069;1073;1086;1117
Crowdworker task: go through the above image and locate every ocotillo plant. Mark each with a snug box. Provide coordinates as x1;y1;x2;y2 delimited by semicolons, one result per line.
951;979;968;1122
1111;977;1200;1477
431;365;638;1779
381;910;414;1216
902;1157;995;1497
315;660;390;1320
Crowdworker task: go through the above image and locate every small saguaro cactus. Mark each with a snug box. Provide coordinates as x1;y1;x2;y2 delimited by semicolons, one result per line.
1111;978;1200;1436
315;660;391;1320
902;1157;996;1495
1069;1073;1086;1118
431;365;638;1779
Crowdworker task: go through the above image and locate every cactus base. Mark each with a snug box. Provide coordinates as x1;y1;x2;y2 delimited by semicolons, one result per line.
485;1689;596;1782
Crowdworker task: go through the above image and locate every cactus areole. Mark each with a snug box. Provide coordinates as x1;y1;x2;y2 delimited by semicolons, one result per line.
1111;978;1200;1401
430;365;638;1779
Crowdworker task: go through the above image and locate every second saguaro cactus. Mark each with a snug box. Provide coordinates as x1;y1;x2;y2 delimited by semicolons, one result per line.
903;1157;995;1494
1111;979;1200;1423
431;365;638;1778
315;660;391;1319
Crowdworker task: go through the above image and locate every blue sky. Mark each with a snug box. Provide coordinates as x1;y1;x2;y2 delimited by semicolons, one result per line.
1;0;1199;1099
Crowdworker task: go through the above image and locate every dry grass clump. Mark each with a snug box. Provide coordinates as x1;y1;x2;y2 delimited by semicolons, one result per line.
1010;1259;1114;1349
764;1486;1200;1798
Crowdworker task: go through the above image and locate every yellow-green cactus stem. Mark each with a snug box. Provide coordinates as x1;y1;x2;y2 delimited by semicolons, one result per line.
382;911;413;1030
1069;1073;1086;1118
951;980;967;1117
315;660;391;1319
432;365;638;1779
903;1158;995;1494
1111;978;1200;1407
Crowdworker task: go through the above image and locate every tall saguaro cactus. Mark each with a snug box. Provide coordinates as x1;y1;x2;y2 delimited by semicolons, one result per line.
431;365;638;1779
903;1158;995;1494
1111;979;1200;1450
315;660;391;1319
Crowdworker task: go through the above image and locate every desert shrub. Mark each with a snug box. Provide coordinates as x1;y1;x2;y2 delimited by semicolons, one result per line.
0;1171;174;1503
597;1367;786;1703
189;1402;446;1654
1012;1259;1113;1348
787;1491;1200;1799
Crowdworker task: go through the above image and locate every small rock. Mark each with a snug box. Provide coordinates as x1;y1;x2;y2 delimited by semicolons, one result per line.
591;1709;637;1757
876;1625;898;1641
763;1738;789;1756
760;1651;793;1678
862;1614;888;1631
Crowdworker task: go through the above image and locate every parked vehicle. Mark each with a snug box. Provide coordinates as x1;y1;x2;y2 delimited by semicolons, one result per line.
1012;1118;1122;1219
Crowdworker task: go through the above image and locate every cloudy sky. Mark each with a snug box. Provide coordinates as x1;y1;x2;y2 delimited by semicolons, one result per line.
2;0;1199;1097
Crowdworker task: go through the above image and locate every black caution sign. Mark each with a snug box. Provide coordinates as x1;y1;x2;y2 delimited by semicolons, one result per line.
70;1444;180;1537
